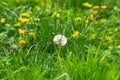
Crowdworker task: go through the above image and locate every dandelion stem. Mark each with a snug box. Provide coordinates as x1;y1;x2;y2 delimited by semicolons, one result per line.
56;46;62;64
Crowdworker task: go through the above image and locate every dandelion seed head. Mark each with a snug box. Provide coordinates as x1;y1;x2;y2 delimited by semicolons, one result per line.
53;34;67;46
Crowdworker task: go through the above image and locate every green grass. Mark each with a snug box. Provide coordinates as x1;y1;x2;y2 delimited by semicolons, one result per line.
0;0;120;80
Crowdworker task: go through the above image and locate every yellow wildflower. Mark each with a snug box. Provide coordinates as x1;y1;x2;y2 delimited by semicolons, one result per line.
74;17;82;21
105;36;112;41
14;23;20;27
18;18;29;23
101;5;107;9
56;13;60;18
0;18;6;23
93;6;100;9
85;20;89;23
108;46;113;50
90;14;94;20
51;12;60;18
72;31;80;38
28;32;36;36
19;40;26;46
92;10;98;15
18;29;25;35
34;18;40;22
100;18;107;24
83;2;92;8
21;12;30;17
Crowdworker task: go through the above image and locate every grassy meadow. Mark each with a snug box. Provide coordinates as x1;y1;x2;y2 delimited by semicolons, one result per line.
0;0;120;80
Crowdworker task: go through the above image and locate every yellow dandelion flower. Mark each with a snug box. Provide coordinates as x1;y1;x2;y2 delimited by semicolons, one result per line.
100;18;107;24
108;46;113;50
21;12;30;17
14;23;20;27
101;5;107;9
18;29;25;35
90;14;94;20
0;18;6;23
19;40;26;46
83;2;92;8
72;31;80;38
92;10;98;15
28;32;36;36
34;18;40;22
93;6;100;9
56;13;60;18
51;12;60;18
18;18;29;23
74;17;82;21
105;36;112;41
85;20;89;23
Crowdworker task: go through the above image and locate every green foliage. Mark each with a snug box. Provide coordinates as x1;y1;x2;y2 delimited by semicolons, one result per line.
0;0;120;80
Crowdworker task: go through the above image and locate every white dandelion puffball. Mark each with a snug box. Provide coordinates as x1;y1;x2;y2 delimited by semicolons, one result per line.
53;34;67;46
